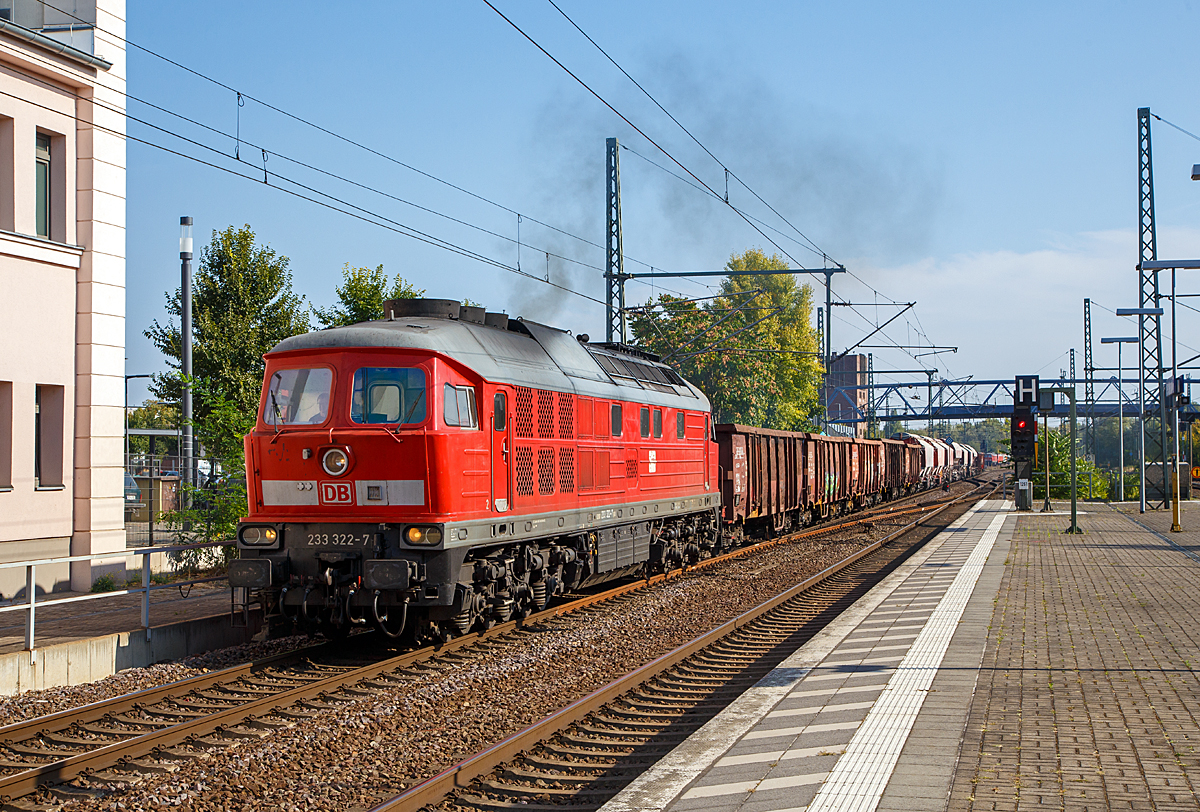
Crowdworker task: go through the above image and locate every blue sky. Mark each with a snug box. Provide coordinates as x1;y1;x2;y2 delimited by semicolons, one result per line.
124;1;1200;406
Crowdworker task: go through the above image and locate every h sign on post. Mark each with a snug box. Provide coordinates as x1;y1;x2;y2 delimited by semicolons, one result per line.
1015;376;1039;409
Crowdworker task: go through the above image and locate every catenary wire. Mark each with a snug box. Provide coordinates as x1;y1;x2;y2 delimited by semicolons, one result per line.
620;140;951;368
1151;113;1200;144
0;83;612;307
543;0;831;263
33;0;951;363
27;0;694;298
479;0;820;271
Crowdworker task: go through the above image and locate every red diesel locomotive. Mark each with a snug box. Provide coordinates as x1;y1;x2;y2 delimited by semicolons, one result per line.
229;298;952;641
230;299;721;640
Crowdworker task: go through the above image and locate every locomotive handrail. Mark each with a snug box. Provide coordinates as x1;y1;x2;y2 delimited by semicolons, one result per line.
0;538;237;659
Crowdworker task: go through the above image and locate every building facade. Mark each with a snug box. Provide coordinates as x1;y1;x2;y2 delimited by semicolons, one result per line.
824;354;869;439
0;0;126;595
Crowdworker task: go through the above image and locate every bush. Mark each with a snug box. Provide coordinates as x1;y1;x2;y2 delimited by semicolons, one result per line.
90;573;119;593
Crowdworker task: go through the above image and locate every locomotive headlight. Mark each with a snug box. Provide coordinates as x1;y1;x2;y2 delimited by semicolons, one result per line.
238;525;281;547
322;448;349;477
405;526;443;545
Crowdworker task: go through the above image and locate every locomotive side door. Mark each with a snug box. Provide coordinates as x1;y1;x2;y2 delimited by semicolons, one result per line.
492;389;512;512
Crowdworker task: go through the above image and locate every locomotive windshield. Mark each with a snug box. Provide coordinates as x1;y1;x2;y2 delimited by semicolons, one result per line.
264;367;333;425
351;367;427;424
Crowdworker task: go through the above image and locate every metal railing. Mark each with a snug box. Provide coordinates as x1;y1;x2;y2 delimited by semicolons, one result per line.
0;539;235;659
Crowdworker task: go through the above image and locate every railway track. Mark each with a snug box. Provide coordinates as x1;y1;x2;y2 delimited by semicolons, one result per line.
376;478;998;812
0;478;993;811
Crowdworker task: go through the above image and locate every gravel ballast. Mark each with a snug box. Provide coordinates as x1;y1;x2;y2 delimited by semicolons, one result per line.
49;521;929;811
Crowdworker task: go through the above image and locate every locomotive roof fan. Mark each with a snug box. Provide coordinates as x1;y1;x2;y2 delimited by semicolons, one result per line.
384;298;460;320
460;305;486;324
383;297;510;330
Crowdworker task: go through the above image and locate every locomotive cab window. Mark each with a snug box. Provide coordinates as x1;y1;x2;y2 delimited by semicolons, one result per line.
265;367;333;425
351;367;427;425
676;411;685;439
653;409;663;438
611;403;623;437
493;392;506;431
444;384;479;428
640;407;650;438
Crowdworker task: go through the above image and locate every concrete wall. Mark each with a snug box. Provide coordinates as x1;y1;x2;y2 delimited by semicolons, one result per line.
0;0;127;593
0;607;263;697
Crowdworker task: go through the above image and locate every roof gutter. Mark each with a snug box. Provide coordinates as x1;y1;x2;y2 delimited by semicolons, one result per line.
0;19;111;71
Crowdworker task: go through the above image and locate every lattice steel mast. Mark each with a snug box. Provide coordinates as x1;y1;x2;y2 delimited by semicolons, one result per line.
1138;108;1170;508
605;137;626;344
1084;298;1095;460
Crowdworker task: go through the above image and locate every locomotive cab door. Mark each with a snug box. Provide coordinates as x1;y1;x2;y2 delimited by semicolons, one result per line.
492;389;512;512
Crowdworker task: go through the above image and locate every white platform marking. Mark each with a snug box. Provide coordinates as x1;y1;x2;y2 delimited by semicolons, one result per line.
804;510;1008;812
595;500;1001;812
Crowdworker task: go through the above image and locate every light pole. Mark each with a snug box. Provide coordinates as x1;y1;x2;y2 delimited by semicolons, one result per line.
1140;257;1200;529
1101;337;1137;502
1117;307;1164;513
180;217;193;492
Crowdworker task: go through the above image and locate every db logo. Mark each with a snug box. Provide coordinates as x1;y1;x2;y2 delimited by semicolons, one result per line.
319;481;355;505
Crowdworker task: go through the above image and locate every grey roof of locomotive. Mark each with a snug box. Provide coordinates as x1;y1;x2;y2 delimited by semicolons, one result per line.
269;315;711;412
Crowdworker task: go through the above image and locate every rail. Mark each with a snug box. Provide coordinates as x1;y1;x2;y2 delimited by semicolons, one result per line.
369;479;997;811
0;539;235;659
0;482;993;804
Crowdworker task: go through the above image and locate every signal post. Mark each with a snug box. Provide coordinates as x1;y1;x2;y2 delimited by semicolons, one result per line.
1011;375;1038;510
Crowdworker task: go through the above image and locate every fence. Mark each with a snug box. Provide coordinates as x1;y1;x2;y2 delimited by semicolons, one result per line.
1017;468;1192;501
0;539;236;657
1029;470;1107;501
124;455;240;547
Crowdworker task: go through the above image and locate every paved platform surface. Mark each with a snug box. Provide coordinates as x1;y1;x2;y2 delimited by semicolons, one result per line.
601;499;1200;812
0;582;230;655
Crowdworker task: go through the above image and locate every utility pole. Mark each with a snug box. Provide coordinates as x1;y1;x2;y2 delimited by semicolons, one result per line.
604;138;625;344
1041;406;1052;512
1041;386;1082;533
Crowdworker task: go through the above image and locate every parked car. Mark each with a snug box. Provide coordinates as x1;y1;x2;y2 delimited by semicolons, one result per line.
124;472;144;518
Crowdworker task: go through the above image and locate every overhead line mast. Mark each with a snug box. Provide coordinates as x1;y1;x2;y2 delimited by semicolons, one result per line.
1084;298;1095;460
605;137;626;344
1137;108;1170;509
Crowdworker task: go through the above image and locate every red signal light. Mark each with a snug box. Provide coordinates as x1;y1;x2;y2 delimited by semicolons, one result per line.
1016;419;1027;430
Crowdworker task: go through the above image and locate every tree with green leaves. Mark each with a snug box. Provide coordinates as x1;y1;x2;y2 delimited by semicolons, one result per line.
126;400;179;455
145;225;310;422
1034;425;1110;500
312;264;424;328
630;248;823;430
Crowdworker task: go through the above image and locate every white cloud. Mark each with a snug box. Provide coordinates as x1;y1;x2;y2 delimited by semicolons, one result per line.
852;226;1200;384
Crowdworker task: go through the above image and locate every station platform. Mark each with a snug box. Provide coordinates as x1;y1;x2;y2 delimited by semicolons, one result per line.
0;581;261;696
601;499;1200;812
0;581;231;656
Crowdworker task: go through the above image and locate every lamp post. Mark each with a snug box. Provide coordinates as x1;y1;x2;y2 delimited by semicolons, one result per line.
1139;257;1200;530
1101;337;1137;502
180;217;193;493
1116;307;1164;513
